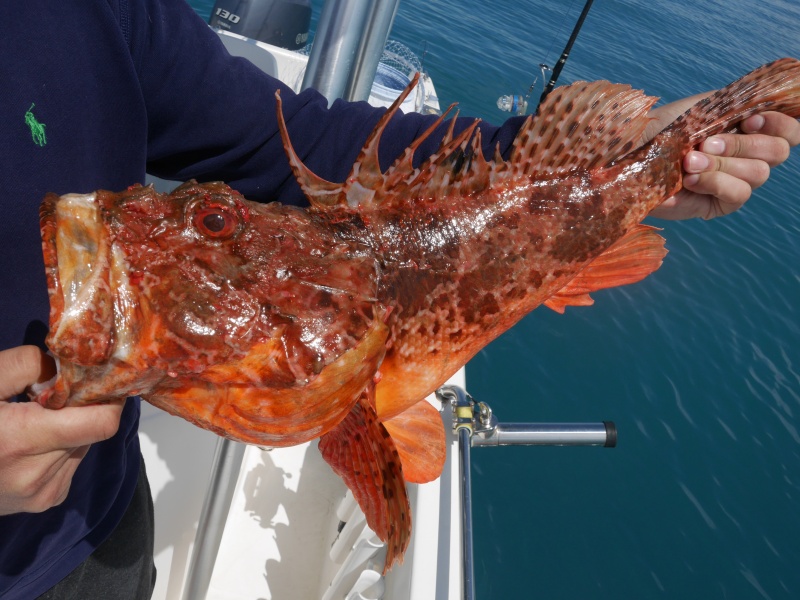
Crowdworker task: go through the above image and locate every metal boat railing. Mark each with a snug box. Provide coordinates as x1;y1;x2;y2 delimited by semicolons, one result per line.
180;438;246;600
435;385;617;600
302;0;402;103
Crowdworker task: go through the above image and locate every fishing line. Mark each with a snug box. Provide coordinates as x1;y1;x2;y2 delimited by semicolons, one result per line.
540;0;581;72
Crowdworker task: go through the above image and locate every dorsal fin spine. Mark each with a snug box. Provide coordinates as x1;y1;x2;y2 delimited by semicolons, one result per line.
457;128;490;194
405;119;481;199
275;90;344;208
342;73;422;209
383;103;458;190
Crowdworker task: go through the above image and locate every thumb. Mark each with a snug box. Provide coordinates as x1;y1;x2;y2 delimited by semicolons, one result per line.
0;346;57;400
25;400;126;453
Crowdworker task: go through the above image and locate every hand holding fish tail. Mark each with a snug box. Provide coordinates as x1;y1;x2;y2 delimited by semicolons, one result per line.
0;346;124;515
645;92;800;220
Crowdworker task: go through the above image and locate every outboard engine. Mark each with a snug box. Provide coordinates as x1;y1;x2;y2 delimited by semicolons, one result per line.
209;0;312;51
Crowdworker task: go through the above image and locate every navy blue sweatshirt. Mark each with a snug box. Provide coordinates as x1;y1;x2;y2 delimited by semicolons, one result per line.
0;0;523;596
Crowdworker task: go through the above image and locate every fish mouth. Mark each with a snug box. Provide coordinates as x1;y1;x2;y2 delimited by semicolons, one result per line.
40;192;118;368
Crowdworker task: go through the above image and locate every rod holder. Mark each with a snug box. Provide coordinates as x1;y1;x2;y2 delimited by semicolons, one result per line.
471;421;617;448
435;385;617;449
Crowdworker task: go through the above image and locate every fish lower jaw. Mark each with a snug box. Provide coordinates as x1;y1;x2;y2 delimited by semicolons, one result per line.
45;192;118;365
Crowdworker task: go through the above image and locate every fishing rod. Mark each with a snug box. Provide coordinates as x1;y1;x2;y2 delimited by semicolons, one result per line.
538;0;595;106
496;0;596;115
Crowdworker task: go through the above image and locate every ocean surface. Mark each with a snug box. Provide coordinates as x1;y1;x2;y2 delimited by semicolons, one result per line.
190;1;800;597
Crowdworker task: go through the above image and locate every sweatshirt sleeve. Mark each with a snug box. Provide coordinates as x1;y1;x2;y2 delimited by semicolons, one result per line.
126;0;525;206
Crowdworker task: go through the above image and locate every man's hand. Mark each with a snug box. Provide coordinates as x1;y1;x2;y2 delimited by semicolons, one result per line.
643;96;800;220
0;346;124;515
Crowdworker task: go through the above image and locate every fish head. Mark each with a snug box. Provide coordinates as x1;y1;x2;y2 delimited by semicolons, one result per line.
37;181;386;445
41;181;264;381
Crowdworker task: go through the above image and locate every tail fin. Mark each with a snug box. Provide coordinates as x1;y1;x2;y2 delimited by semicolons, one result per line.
668;58;800;144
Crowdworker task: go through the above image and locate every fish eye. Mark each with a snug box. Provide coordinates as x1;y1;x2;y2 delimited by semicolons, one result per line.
192;205;240;239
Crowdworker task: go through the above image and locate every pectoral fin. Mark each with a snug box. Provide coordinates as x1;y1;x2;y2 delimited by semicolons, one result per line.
318;384;410;573
544;224;667;313
382;399;446;484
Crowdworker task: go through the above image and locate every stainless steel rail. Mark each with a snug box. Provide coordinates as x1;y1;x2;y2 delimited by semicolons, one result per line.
458;427;476;600
436;385;617;600
471;421;617;447
302;0;402;103
343;0;402;101
302;0;371;101
180;438;246;600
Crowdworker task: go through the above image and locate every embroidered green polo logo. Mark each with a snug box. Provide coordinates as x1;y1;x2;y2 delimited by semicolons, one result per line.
25;104;47;147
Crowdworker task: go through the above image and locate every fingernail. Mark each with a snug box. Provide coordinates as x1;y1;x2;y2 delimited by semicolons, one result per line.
702;137;725;156
743;114;766;132
685;151;710;173
683;173;700;187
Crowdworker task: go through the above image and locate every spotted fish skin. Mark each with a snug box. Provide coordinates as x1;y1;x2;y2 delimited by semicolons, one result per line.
294;59;800;422
36;59;800;571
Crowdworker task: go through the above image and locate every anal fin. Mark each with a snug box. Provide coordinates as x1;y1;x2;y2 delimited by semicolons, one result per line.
318;385;410;573
544;224;667;313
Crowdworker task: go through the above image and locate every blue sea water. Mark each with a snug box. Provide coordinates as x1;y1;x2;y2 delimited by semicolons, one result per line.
190;0;800;597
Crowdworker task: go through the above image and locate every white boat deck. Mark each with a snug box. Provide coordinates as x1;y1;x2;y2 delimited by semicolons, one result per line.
140;373;464;600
